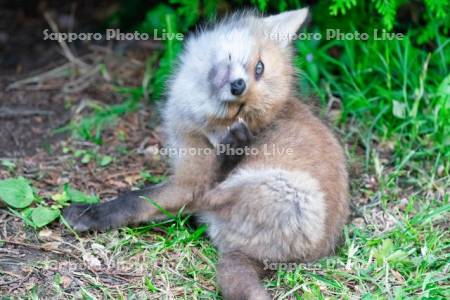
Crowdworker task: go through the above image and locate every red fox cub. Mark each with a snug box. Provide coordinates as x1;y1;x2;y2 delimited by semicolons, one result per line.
64;8;349;299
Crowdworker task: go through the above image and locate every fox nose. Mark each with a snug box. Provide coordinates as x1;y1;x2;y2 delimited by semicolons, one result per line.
230;79;246;96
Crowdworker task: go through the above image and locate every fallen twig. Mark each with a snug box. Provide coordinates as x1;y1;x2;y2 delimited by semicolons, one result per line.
62;64;101;93
6;63;72;90
43;12;88;70
1;239;83;264
0;108;54;119
7;270;32;293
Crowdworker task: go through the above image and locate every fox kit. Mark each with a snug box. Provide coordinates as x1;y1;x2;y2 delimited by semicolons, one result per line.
64;8;349;299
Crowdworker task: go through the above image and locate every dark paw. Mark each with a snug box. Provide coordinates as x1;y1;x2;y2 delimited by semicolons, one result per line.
221;118;253;149
63;204;109;232
221;118;254;148
218;118;254;166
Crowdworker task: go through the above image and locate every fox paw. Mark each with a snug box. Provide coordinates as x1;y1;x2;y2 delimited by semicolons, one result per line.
63;204;110;232
218;118;254;166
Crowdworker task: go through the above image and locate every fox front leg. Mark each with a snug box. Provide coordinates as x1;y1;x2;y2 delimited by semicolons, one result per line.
63;183;175;232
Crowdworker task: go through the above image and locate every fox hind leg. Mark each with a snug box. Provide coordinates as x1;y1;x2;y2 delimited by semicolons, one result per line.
217;251;270;300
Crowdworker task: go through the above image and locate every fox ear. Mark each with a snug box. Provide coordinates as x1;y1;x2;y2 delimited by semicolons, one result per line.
263;8;309;47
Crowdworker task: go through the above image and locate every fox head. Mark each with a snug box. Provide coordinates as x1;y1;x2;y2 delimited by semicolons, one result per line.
167;8;309;127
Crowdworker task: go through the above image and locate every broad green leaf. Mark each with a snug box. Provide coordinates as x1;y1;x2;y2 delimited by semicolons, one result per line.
99;155;113;167
81;153;92;164
31;206;60;228
0;177;34;208
65;185;99;204
74;149;84;157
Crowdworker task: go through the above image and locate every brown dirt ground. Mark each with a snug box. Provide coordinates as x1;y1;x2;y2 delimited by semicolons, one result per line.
0;0;104;156
0;46;171;296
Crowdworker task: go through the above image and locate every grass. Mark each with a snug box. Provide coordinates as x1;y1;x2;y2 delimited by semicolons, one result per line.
2;10;449;300
273;202;449;299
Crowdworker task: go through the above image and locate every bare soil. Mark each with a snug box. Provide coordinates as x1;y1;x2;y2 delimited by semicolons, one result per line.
0;0;159;157
0;47;169;296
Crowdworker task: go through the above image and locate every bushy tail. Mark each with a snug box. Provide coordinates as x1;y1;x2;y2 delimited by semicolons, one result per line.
217;251;270;300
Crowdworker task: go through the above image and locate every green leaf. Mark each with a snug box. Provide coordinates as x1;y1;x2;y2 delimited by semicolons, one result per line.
20;207;36;228
99;155;113;167
140;171;166;184
329;0;357;15
51;191;70;204
372;0;397;30
74;149;84;157
0;177;34;208
65;185;99;204
31;206;60;228
81;153;92;164
1;159;16;171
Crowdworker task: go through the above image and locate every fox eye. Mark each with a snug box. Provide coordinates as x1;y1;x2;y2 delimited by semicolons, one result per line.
255;60;264;80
